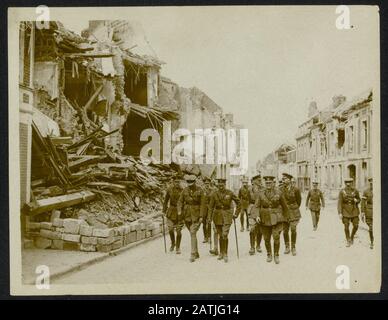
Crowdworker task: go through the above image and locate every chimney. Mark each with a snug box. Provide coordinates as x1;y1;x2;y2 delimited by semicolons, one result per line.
308;101;318;118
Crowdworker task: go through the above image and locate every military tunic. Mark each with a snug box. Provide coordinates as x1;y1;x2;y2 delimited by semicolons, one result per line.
281;185;301;221
163;185;184;232
338;187;361;218
255;188;289;226
178;185;206;256
238;186;252;210
361;188;373;224
202;186;214;240
255;187;288;256
209;189;240;237
306;189;325;211
248;185;262;230
178;186;205;223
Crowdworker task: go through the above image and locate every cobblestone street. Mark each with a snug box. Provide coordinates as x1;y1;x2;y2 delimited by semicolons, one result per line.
53;199;380;294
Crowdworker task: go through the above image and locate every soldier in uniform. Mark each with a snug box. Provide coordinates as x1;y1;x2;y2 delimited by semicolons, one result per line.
255;175;288;264
208;179;220;256
201;177;213;244
305;181;325;231
281;173;301;256
238;177;251;232
209;178;240;263
163;175;184;254
248;174;263;254
361;177;373;249
338;177;361;247
177;175;206;262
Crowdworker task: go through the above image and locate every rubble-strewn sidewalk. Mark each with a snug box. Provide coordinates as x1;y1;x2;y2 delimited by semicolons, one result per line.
22;232;162;284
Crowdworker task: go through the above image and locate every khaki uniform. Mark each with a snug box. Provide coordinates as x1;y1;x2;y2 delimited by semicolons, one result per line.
255;188;288;257
163;185;184;232
306;188;325;229
281;185;301;250
209;189;240;258
248;184;263;251
338;187;361;242
361;187;373;244
238;186;252;230
178;185;205;256
202;187;214;242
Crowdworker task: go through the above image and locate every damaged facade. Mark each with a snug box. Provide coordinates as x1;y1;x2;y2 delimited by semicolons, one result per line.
295;91;373;196
18;20;239;251
258;143;296;182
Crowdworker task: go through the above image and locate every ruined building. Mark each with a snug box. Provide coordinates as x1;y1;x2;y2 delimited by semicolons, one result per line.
295;91;373;196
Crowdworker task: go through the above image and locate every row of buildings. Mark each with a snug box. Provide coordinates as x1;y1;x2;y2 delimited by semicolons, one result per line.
258;90;373;197
18;20;242;208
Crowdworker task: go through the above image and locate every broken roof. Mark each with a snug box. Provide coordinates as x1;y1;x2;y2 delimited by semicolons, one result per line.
333;89;373;120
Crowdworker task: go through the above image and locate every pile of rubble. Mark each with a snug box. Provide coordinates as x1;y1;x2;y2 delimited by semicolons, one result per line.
24;118;179;251
28;213;162;252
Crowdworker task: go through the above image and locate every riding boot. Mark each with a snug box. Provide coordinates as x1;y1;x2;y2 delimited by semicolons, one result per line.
249;233;255;255
223;238;229;263
169;231;175;252
218;237;224;260
175;233;182;254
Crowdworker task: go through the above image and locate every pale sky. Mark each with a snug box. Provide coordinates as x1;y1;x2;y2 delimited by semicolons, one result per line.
60;6;379;169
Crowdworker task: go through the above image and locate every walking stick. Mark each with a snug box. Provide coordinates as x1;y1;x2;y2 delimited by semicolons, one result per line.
161;214;167;254
233;210;239;259
208;219;212;249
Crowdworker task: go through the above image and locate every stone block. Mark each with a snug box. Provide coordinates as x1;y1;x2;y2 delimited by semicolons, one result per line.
96;244;112;252
123;225;131;235
26;222;41;230
128;231;137;243
63;241;80;251
130;222;141;232
40;229;63;240
52;218;64;228
93;228;114;238
116;226;127;236
50;210;61;222
40;222;54;230
146;231;152;238
63;219;85;234
51;239;64;250
112;239;123;250
81;236;98;245
34;237;52;249
80;244;96;252
136;230;146;242
62;233;81;243
23;239;34;249
80;225;94;237
97;236;114;245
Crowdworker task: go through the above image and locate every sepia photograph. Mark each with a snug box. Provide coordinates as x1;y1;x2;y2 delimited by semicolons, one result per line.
8;5;381;296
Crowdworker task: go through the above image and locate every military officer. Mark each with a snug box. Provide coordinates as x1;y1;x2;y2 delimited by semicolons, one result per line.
201;177;213;244
281;173;301;256
163;174;184;254
209;178;240;263
208;179;220;256
305;181;325;231
177;175;206;262
248;174;263;254
338;177;361;247
255;175;288;264
361;177;373;249
238;177;252;232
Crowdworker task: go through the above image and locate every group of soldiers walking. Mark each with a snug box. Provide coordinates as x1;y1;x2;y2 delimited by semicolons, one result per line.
163;172;374;264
